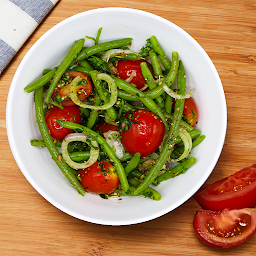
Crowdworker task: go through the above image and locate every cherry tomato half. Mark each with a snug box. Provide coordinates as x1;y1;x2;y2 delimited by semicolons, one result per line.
193;208;256;249
183;97;198;127
194;164;256;211
45;105;81;141
115;60;154;90
77;161;120;194
120;109;165;157
52;71;93;106
95;123;118;137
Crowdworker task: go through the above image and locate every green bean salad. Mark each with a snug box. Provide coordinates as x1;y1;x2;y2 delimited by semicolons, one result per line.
25;28;205;200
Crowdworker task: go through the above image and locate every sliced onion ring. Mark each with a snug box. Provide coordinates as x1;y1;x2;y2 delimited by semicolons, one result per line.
171;128;192;162
61;133;99;170
163;85;194;99
69;74;117;110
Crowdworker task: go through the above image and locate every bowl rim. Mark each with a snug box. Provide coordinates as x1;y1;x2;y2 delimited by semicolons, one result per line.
6;7;227;225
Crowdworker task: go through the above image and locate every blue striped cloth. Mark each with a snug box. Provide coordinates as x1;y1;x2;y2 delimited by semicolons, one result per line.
0;0;60;74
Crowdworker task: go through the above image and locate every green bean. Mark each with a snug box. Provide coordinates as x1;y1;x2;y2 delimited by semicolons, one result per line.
69;151;106;162
95;27;102;44
167;60;187;145
117;98;125;118
158;55;172;72
56;121;129;193
79;107;90;118
42;69;53;75
156;157;196;183
86;93;101;129
69;150;132;163
150;36;172;71
70;66;92;77
148;50;163;76
140;62;164;108
117;86;163;101
129;169;158;186
44;38;85;103
191;135;206;148
120;152;133;162
50;100;64;109
76;38;133;61
164;94;173;114
162;52;179;87
34;87;85;196
24;68;57;93
133;60;186;195
31;139;62;148
79;60;94;70
90;71;117;120
124;152;141;175
113;77;168;129
30;139;46;148
128;177;161;200
122;53;142;61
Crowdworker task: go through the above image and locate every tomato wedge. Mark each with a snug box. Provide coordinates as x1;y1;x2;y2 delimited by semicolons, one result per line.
52;71;92;106
193;208;256;249
194;164;256;211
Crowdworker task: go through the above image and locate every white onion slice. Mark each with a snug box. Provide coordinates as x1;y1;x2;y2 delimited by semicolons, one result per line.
125;70;136;83
101;49;140;62
61;133;99;170
163;85;193;99
103;130;125;159
171;128;192;162
70;74;117;110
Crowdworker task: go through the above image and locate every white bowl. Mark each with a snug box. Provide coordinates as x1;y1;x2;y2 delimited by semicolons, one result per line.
6;7;227;225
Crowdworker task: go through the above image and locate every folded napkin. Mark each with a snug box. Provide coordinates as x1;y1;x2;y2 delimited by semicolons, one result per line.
0;0;60;74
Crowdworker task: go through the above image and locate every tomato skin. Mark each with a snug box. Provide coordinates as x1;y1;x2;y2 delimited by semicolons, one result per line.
193;208;256;249
77;161;120;194
194;164;256;211
45;105;81;141
52;71;92;106
116;60;154;90
183;97;198;126
95;123;118;137
120;109;165;157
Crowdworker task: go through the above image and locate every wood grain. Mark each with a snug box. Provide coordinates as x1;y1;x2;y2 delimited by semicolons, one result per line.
1;0;256;255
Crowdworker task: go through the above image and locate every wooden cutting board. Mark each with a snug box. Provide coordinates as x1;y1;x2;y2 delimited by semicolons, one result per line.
1;0;256;255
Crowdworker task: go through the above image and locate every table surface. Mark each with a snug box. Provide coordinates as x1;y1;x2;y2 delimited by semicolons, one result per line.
1;0;256;255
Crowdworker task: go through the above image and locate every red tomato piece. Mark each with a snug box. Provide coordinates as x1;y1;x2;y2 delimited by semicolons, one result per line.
194;164;256;211
95;123;118;137
52;71;92;106
193;208;256;249
183;97;198;127
77;161;120;194
115;60;154;90
45;105;81;141
120;109;165;157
